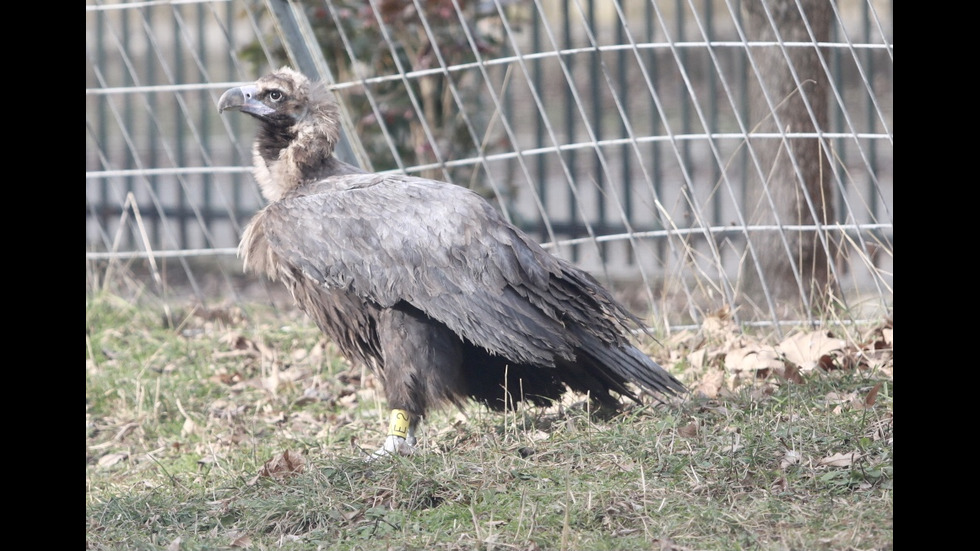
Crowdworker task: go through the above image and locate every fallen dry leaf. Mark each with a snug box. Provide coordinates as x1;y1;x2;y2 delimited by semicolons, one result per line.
817;354;840;371
865;382;882;405
779;364;805;384
780;450;802;469
181;417;198;437
695;369;724;398
725;345;783;373
687;348;707;370
701;310;735;338
250;450;305;484
851;382;884;410
777;332;846;371
818;451;862;467
678;421;699;438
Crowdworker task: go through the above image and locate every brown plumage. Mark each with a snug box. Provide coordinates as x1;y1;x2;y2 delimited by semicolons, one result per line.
218;67;685;456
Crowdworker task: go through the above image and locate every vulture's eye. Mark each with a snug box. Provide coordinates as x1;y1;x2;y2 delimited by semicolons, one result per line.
268;90;285;102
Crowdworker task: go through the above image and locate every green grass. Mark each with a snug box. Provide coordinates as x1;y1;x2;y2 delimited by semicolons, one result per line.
86;293;892;550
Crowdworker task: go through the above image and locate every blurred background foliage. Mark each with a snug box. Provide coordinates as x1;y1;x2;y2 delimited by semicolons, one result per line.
240;0;512;195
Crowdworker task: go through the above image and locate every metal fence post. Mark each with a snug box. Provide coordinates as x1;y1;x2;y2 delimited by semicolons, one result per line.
263;0;369;169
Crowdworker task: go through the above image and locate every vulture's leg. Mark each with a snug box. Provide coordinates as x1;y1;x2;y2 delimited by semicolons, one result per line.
371;305;465;457
373;410;420;458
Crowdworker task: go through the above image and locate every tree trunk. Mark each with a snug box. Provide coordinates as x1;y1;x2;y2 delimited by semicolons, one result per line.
741;0;838;318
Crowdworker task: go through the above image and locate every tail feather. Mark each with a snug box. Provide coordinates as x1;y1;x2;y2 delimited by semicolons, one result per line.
574;331;685;403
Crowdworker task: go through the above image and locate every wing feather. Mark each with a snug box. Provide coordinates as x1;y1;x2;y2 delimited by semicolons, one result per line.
254;173;642;367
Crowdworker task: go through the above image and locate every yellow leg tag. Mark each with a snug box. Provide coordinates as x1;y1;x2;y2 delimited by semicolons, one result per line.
388;409;411;438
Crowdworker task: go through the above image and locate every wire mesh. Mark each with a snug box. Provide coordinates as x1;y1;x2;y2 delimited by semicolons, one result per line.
85;0;893;332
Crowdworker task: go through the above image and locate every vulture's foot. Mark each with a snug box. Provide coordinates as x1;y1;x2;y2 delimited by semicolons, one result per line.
369;434;417;459
366;409;418;460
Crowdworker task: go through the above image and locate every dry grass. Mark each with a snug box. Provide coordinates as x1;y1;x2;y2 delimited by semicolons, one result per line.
86;292;892;551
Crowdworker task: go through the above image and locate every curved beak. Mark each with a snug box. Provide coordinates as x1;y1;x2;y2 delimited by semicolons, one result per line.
217;84;275;117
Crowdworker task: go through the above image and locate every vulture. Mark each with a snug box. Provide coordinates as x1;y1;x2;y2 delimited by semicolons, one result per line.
218;67;685;457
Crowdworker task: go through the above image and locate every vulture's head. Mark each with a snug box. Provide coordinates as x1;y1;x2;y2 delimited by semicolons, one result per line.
218;67;341;201
218;67;317;125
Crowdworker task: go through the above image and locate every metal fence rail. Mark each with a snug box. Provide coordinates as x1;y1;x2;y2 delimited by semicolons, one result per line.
85;0;893;331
